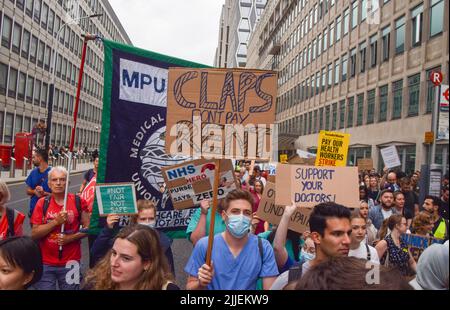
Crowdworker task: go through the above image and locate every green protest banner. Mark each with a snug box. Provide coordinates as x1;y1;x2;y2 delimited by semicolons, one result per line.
95;183;138;216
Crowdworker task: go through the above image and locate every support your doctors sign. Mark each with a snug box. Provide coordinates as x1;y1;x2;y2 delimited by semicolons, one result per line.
275;164;359;208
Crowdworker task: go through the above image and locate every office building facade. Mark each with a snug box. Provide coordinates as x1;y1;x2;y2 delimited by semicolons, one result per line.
0;0;131;150
214;0;267;68
247;0;449;174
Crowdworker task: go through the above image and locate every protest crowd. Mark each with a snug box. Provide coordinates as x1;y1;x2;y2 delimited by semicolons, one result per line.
0;148;448;291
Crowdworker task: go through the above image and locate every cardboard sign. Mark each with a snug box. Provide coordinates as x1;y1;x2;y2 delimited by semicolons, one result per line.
357;158;374;172
95;183;138;216
256;182;312;234
401;233;445;262
315;131;350;167
165;68;277;160
380;146;401;169
288;156;316;166
80;176;96;213
275;164;359;208
162;158;237;210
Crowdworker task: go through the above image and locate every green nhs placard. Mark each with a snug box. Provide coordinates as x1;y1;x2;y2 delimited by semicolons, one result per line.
96;183;138;216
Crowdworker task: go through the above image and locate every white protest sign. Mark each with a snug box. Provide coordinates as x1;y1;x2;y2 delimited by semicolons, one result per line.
380;146;401;169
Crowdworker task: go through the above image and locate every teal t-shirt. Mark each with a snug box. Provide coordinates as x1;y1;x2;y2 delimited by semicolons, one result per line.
186;208;227;241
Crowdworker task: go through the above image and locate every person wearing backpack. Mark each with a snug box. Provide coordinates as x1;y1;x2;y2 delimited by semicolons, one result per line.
0;180;25;240
185;189;279;290
270;202;352;290
31;166;90;290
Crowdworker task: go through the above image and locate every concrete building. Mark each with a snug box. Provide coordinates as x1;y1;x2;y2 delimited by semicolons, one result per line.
214;0;267;68
0;0;131;150
247;0;449;174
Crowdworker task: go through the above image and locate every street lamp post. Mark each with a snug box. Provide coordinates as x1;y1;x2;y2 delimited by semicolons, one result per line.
45;13;102;152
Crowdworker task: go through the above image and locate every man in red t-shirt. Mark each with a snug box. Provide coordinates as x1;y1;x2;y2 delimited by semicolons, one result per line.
31;166;89;290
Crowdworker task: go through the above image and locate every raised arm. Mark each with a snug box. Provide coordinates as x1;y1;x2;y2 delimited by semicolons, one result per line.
273;202;297;269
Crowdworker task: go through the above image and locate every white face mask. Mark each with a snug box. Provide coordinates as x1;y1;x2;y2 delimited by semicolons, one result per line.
139;221;156;229
301;250;315;262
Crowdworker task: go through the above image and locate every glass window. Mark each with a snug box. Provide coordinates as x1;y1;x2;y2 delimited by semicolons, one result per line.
30;35;38;63
430;0;444;37
26;76;34;103
34;0;41;23
12;23;22;54
350;48;357;77
342;54;348;81
426;66;440;113
370;35;377;68
382;26;390;61
351;1;358;29
379;85;388;122
357;93;364;126
309;111;313;134
361;0;367;21
408;74;420;117
343;8;350;36
323;28;328;52
395;17;405;54
0;62;8;95
37;41;45;68
24;117;31;132
8;67;18;98
34;79;41;105
392;79;403;119
328;63;333;88
339;100;346;129
4;113;14;143
332;103;337;130
329;22;334;47
1;15;13;48
48;9;55;34
41;2;48;29
14;115;23;135
411;4;423;47
325;106;330;130
321;67;326;92
21;29;30;58
319;107;324;130
367;89;375;124
334;61;340;85
359;41;367;73
26;0;34;17
18;71;26;101
336;16;341;42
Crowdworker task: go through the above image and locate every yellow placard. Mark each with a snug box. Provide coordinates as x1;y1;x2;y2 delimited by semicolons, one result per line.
315;130;350;167
280;154;288;163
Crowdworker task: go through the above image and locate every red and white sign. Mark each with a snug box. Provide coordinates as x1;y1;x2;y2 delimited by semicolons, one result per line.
80;176;96;213
430;71;443;86
441;84;449;107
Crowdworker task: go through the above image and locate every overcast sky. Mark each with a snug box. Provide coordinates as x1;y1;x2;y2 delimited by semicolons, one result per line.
108;0;224;66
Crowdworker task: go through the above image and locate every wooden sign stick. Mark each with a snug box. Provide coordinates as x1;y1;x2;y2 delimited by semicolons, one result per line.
205;159;221;267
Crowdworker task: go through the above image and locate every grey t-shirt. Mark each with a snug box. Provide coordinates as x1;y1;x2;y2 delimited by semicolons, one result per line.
270;261;311;290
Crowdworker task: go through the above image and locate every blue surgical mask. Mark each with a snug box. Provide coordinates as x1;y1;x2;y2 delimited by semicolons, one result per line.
226;214;251;239
301;250;315;262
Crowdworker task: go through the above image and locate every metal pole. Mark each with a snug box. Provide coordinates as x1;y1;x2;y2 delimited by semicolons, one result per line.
9;158;16;178
22;157;29;177
431;85;440;165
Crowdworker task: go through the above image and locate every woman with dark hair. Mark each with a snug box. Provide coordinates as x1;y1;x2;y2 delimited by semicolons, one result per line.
375;214;416;276
249;179;267;234
359;185;369;202
0;237;43;290
84;225;178;290
358;201;377;245
294;256;412;290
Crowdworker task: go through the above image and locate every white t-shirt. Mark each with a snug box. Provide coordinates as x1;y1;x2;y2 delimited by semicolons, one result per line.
270;261;311;290
381;208;393;220
349;242;380;264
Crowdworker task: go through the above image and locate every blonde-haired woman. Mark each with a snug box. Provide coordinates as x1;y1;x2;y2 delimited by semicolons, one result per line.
83;225;179;290
0;180;25;240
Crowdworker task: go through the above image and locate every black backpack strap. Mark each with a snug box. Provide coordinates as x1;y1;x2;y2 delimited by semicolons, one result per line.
365;243;371;261
42;196;52;223
75;195;82;223
6;207;15;237
258;237;263;261
288;261;304;283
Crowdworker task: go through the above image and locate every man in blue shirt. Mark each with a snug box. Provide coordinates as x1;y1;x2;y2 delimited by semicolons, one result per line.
185;189;279;290
25;148;51;218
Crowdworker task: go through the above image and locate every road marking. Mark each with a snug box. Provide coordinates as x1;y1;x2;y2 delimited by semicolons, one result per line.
6;184;82;206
